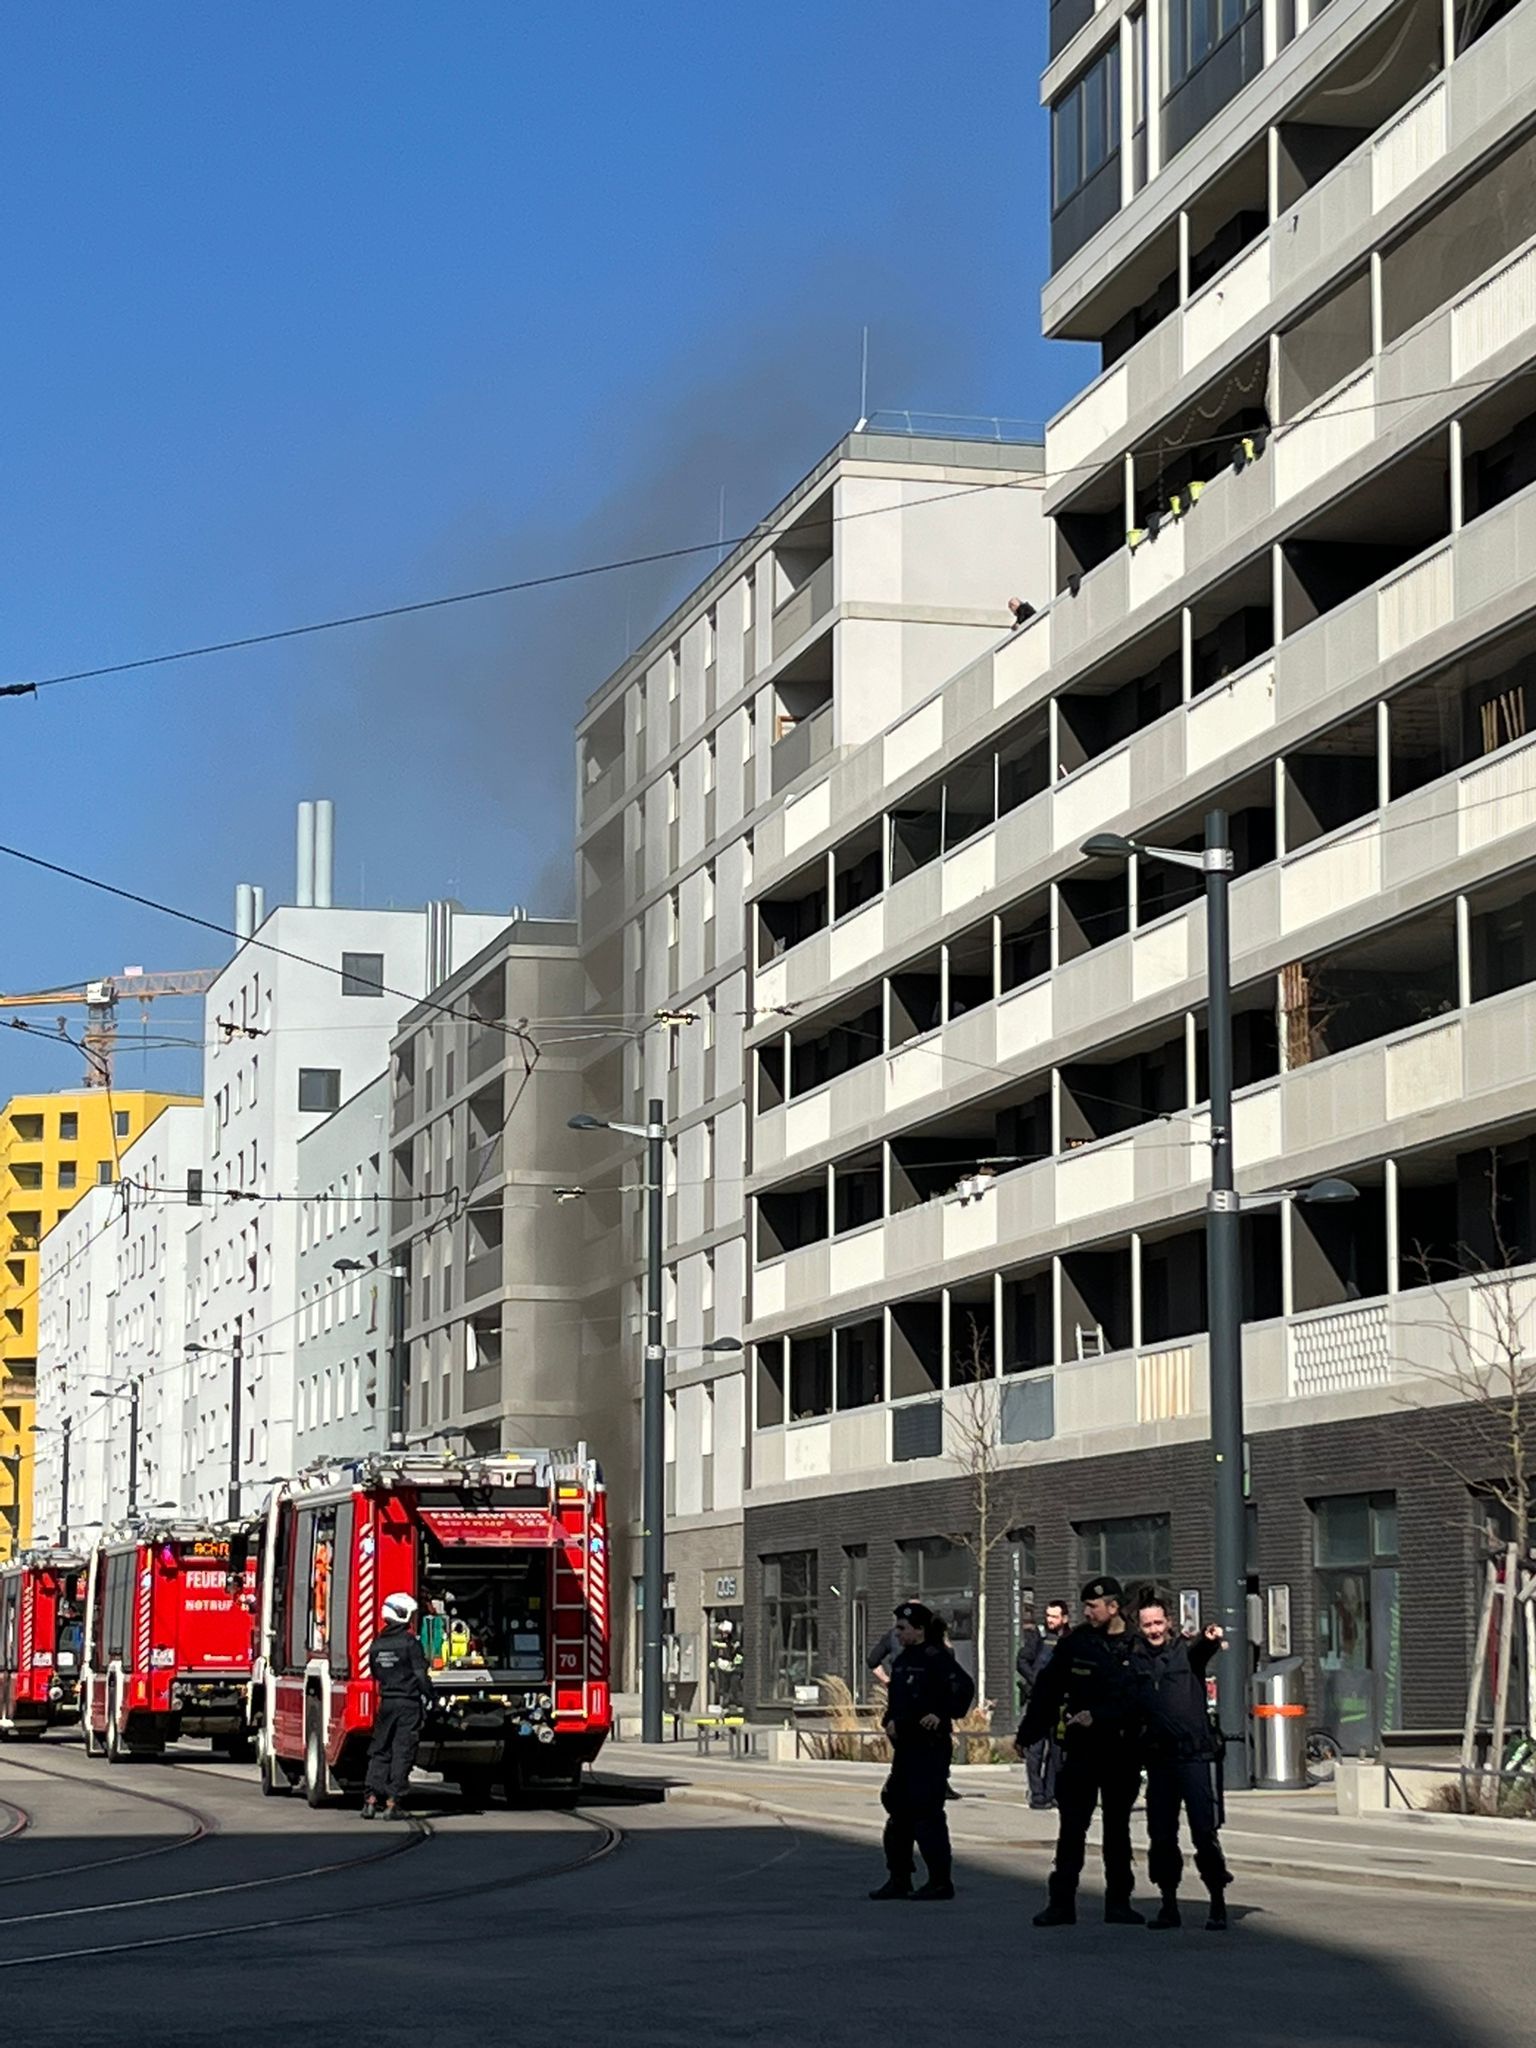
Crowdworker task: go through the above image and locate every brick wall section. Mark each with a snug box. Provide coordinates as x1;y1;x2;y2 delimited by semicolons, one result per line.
744;1403;1497;1729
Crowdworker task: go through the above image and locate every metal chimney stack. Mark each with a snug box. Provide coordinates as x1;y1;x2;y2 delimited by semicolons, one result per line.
296;802;316;908
313;799;335;908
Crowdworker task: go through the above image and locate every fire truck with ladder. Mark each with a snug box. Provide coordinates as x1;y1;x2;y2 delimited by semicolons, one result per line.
250;1448;610;1806
0;1549;87;1738
80;1523;258;1761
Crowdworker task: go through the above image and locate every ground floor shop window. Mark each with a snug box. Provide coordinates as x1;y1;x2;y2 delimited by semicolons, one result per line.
1314;1491;1401;1754
897;1535;977;1677
1075;1512;1172;1590
840;1544;870;1699
706;1608;744;1711
762;1551;818;1699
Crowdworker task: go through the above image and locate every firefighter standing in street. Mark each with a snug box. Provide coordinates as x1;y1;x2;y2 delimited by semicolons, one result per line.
362;1592;433;1820
1016;1576;1142;1926
869;1602;975;1902
1129;1595;1233;1930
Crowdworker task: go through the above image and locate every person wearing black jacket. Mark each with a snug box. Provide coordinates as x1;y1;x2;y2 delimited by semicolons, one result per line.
1016;1576;1142;1926
869;1602;975;1902
1015;1600;1070;1810
362;1592;434;1820
1129;1595;1232;1930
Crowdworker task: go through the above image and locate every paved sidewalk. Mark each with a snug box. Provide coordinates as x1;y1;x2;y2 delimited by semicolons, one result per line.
594;1744;1536;1902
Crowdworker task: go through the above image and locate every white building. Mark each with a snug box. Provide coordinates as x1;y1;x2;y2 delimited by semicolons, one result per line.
292;1073;389;1463
35;1105;202;1546
180;810;509;1519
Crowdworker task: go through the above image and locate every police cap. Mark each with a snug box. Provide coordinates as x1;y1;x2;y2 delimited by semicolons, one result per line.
894;1601;934;1629
1080;1575;1125;1603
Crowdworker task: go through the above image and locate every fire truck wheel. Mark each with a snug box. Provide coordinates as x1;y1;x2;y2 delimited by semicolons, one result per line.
258;1743;291;1796
82;1715;105;1758
303;1709;330;1809
105;1703;130;1765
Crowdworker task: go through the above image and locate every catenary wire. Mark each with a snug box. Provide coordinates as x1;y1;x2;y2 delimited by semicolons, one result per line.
2;369;1514;702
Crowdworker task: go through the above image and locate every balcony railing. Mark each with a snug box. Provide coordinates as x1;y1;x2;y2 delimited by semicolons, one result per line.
771;557;834;662
770;701;834;796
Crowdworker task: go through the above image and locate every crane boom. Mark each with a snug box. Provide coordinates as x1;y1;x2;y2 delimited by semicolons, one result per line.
0;968;218;1086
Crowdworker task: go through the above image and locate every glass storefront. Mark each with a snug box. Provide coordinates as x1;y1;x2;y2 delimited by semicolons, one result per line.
1315;1491;1401;1754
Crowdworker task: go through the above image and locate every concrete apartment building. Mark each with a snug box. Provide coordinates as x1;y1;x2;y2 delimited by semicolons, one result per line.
34;1104;202;1546
291;1073;388;1463
387;919;591;1461
736;0;1536;1746
181;805;508;1521
573;428;1047;1704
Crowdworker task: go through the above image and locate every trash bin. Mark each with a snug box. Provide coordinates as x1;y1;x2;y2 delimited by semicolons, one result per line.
1251;1654;1307;1790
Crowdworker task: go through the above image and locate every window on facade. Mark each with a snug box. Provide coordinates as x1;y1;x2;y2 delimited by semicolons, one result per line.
59;1113;78;1141
1075;1512;1173;1587
113;1110;130;1138
1052;43;1120;211
298;1068;342;1114
1313;1490;1401;1745
896;1537;977;1664
58;1161;77;1190
341;952;385;998
97;1161;113;1186
761;1550;818;1699
1168;0;1260;89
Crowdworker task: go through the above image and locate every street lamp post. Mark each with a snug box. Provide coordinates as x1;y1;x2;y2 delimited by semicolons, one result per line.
90;1378;142;1521
185;1328;247;1521
568;1103;742;1745
1083;813;1357;1784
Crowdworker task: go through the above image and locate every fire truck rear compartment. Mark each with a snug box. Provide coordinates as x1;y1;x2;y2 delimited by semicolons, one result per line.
418;1540;549;1684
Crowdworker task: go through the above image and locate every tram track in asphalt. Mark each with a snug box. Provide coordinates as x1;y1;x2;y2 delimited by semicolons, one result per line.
0;1737;625;1970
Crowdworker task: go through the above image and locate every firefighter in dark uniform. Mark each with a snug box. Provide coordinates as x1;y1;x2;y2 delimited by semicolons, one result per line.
1129;1594;1233;1930
868;1602;975;1902
362;1592;433;1820
1016;1575;1142;1925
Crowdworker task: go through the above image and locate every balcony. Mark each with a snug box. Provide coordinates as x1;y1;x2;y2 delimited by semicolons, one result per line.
770;701;834;796
1045;7;1533;493
580;755;627;825
771;555;834;663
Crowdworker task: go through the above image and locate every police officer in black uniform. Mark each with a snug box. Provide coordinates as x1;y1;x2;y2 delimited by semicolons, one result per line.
362;1591;434;1820
1129;1594;1232;1930
868;1602;975;1902
1017;1575;1142;1925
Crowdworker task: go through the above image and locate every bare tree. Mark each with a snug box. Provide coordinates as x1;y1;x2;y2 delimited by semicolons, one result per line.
1397;1163;1536;1779
947;1314;1016;1722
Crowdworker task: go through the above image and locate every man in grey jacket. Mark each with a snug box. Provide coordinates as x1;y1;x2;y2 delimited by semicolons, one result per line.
1015;1600;1070;1809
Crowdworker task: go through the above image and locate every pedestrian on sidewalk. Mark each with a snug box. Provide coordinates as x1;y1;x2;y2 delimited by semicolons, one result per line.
1016;1576;1142;1926
869;1602;976;1903
1015;1599;1071;1810
1129;1595;1232;1931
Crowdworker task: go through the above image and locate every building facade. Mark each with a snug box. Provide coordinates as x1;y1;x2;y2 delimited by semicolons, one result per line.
33;1104;201;1547
291;1073;389;1465
387;919;592;1460
181;812;509;1520
737;0;1536;1742
1;1087;195;1554
573;427;1048;1706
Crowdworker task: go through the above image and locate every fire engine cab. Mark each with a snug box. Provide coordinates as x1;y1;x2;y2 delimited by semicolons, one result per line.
252;1448;610;1806
0;1549;87;1738
80;1524;258;1762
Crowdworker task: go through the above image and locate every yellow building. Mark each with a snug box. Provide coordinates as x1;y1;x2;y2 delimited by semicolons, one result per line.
0;1089;196;1556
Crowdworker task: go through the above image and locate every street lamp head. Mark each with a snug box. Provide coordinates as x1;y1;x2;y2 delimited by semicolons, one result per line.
567;1113;607;1132
332;1258;366;1273
1302;1177;1359;1206
703;1337;744;1354
1081;833;1137;861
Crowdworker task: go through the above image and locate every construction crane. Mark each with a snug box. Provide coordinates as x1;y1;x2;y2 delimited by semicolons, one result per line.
0;968;219;1087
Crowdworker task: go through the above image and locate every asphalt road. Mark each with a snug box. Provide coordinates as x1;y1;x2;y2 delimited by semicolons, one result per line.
0;1738;1531;2048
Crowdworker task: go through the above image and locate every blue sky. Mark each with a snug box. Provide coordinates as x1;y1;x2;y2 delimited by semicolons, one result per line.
0;2;1088;1098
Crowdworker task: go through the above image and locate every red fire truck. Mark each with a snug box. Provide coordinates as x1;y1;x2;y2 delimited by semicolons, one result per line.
0;1550;87;1739
80;1524;258;1762
252;1448;610;1806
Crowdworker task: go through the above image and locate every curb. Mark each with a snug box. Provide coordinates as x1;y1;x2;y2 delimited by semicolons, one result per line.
661;1785;1536;1905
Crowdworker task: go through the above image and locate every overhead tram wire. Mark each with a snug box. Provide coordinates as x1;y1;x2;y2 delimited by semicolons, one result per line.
1;368;1513;706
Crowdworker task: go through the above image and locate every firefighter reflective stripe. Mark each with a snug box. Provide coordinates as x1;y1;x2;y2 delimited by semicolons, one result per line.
136;1571;152;1674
